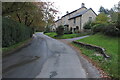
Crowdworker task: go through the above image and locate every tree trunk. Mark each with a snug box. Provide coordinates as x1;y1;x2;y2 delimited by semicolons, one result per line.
16;13;21;23
25;12;28;25
27;20;33;26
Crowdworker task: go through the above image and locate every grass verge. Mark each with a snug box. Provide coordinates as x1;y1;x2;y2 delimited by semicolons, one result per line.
44;32;57;38
73;33;119;78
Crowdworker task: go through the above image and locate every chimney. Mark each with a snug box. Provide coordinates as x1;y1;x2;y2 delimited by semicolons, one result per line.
58;16;60;19
66;11;69;14
81;3;85;8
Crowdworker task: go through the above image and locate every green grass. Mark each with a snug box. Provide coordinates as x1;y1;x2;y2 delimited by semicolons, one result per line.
44;32;57;38
74;33;119;78
72;43;104;64
56;34;83;39
2;38;31;54
45;32;90;39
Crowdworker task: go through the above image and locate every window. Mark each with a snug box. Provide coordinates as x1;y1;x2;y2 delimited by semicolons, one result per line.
74;18;76;24
89;17;92;21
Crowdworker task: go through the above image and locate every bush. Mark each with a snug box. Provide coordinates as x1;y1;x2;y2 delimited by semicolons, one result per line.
95;13;110;24
92;23;110;33
104;24;120;37
116;13;120;30
56;25;64;36
92;23;120;37
92;24;106;34
2;17;33;47
83;21;93;29
64;31;72;34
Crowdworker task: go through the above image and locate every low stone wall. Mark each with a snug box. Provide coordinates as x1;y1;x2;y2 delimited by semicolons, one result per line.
73;41;110;58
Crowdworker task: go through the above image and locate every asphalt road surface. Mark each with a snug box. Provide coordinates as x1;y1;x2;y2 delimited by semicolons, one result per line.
3;32;101;78
64;35;90;42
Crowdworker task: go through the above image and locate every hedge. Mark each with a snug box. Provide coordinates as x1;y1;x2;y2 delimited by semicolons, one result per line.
92;24;106;33
2;17;33;47
92;23;120;37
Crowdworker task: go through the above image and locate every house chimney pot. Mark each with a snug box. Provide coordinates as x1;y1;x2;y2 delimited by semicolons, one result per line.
81;3;85;8
66;11;69;14
58;16;60;19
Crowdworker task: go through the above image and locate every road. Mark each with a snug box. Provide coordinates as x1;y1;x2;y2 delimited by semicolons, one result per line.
63;35;90;42
3;32;101;78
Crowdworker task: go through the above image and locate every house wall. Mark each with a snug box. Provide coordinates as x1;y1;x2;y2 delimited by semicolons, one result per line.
62;8;87;31
69;16;81;32
62;15;69;26
65;15;70;25
81;9;96;30
61;17;65;25
55;7;86;29
76;17;81;30
55;19;62;28
69;19;73;29
55;7;97;32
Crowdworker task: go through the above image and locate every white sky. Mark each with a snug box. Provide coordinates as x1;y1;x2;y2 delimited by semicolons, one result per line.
3;0;119;20
44;0;119;20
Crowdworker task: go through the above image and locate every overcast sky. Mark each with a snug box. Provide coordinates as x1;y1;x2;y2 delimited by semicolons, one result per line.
44;0;119;20
2;0;119;20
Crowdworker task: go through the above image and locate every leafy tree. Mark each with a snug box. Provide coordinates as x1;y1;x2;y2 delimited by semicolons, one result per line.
108;2;120;29
94;2;120;37
95;13;110;24
2;2;58;31
99;6;109;14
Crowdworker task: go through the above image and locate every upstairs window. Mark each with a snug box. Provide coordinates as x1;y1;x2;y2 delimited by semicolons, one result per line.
74;18;76;24
89;17;92;21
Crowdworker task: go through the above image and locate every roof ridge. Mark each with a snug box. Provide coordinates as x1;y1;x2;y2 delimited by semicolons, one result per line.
61;7;87;18
69;9;89;20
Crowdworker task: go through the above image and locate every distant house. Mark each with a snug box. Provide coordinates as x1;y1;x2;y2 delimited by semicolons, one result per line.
55;3;97;33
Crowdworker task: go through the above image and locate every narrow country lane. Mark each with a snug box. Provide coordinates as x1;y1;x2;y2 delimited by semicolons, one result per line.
63;35;90;42
3;32;101;78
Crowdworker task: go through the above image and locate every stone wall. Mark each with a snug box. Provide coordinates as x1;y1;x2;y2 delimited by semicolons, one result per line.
73;41;110;58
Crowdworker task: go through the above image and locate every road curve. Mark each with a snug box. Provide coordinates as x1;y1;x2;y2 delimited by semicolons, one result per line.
3;32;101;78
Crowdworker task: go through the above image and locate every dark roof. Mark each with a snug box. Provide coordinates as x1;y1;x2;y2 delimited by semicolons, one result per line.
61;7;87;18
89;8;97;16
55;19;61;22
68;8;97;20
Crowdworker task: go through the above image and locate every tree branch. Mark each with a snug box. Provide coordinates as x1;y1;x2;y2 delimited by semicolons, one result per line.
25;12;28;25
3;2;26;15
16;13;21;23
27;20;33;26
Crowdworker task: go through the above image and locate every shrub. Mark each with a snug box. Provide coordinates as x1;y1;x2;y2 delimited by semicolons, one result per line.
56;25;64;36
92;24;106;34
2;17;33;47
95;13;110;24
64;31;72;34
83;21;93;29
104;24;120;37
116;13;120;30
92;23;120;37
